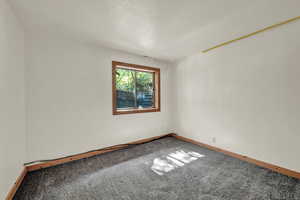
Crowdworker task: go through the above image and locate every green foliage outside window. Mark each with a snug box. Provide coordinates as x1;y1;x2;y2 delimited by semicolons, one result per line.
116;68;154;109
116;68;153;93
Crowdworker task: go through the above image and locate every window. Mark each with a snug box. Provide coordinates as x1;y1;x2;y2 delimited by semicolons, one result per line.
112;61;160;115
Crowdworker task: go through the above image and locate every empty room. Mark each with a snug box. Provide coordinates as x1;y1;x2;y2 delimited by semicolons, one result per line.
1;0;300;199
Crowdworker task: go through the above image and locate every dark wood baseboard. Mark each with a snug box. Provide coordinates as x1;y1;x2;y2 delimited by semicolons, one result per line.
26;133;176;172
173;135;300;180
5;167;27;200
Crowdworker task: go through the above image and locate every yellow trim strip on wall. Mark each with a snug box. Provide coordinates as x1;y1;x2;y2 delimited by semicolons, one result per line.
202;16;300;53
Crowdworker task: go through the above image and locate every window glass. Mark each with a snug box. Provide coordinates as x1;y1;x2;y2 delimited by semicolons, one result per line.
116;68;154;109
136;71;154;109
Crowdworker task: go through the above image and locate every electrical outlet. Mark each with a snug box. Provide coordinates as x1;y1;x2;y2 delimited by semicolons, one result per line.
212;137;216;143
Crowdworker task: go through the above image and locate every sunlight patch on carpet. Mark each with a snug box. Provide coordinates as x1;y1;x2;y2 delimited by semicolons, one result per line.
151;150;204;175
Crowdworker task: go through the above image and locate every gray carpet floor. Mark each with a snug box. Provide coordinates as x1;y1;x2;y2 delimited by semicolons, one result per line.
14;136;300;200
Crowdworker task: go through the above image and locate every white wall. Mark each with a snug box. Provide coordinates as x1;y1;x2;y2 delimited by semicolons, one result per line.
172;20;300;172
26;33;172;162
2;1;300;197
0;0;26;199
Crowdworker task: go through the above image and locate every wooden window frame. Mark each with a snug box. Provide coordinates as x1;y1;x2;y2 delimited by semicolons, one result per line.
112;61;161;115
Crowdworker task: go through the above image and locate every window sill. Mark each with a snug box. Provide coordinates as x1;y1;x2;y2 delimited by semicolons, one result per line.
113;108;160;115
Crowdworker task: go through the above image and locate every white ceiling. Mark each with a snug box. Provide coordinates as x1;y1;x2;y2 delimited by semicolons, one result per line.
9;0;300;61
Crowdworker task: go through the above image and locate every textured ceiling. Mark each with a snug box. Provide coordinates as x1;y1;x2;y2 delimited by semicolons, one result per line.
9;0;300;61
